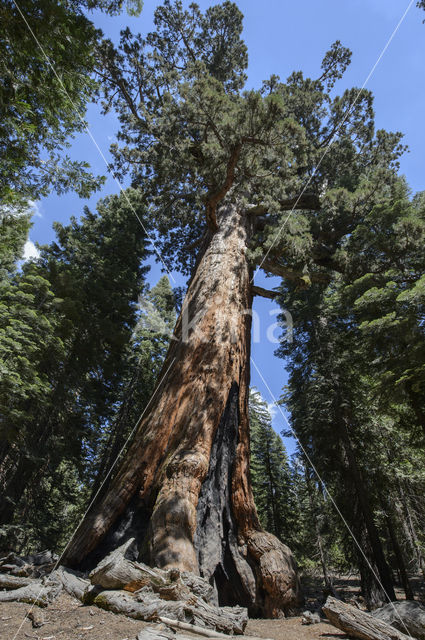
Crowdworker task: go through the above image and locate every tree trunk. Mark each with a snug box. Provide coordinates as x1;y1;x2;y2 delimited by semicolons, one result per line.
385;514;414;601
0;454;38;524
304;466;334;594
338;415;396;607
61;204;302;617
396;486;425;580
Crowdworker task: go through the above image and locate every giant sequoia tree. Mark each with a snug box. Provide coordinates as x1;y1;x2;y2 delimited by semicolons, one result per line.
61;0;405;616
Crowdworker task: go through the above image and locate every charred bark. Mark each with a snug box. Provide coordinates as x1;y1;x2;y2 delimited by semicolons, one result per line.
61;204;301;617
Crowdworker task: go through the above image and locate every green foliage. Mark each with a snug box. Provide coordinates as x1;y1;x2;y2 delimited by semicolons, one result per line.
0;268;65;447
89;275;177;499
0;0;128;204
2;0;424;580
249;389;295;544
0;207;31;276
277;178;425;596
95;0;405;285
0;189;150;549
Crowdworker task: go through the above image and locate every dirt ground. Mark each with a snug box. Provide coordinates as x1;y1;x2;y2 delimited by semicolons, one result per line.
0;592;348;640
4;571;425;640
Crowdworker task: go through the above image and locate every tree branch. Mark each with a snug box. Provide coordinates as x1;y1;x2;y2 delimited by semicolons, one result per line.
252;285;279;300
261;260;330;285
247;193;321;216
95;67;142;123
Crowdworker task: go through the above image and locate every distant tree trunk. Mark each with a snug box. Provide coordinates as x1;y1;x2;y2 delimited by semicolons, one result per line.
61;204;302;618
0;345;82;525
396;485;425;580
385;514;414;601
406;381;425;438
264;437;279;537
338;413;396;607
304;466;334;594
88;367;142;505
0;455;38;525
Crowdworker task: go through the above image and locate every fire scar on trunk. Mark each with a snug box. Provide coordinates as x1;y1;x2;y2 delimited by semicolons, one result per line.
61;204;302;617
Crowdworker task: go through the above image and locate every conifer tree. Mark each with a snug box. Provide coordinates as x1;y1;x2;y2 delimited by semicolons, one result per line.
249;389;294;544
0;190;149;535
0;0;145;205
60;1;408;616
89;275;177;502
277;178;425;607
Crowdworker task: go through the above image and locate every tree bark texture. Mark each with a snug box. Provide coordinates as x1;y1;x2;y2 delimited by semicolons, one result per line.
384;514;414;601
323;596;411;640
61;204;302;617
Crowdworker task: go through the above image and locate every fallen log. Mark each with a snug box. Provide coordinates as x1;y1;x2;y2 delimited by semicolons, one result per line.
322;596;412;640
93;587;247;634
51;566;91;601
0;577;62;607
89;539;151;590
22;550;58;566
89;539;214;603
0;553;27;568
159;615;273;640
0;574;35;590
137;625;177;640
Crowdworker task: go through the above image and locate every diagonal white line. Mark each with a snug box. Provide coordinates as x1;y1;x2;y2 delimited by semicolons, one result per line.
251;355;412;637
11;0;175;283
252;0;414;284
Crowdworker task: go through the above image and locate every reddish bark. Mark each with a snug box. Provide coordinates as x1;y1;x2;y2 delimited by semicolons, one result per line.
61;204;302;617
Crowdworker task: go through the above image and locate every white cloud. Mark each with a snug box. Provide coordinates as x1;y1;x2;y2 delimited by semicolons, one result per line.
267;402;278;420
23;239;40;261
28;200;43;218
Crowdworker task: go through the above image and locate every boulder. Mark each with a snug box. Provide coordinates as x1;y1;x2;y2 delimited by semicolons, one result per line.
372;600;425;640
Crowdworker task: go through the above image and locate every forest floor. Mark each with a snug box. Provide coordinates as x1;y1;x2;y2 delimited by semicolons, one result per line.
0;594;347;640
1;574;424;640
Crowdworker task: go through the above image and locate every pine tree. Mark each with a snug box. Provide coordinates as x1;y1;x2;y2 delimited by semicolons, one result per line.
0;189;149;542
276;177;425;607
89;275;177;503
249;389;294;544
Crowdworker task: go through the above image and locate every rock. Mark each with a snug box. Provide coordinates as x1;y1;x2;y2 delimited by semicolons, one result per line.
27;609;45;628
301;610;320;625
372;600;425;640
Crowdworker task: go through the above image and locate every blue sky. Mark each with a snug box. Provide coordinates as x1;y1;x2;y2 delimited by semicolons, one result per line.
27;0;425;454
